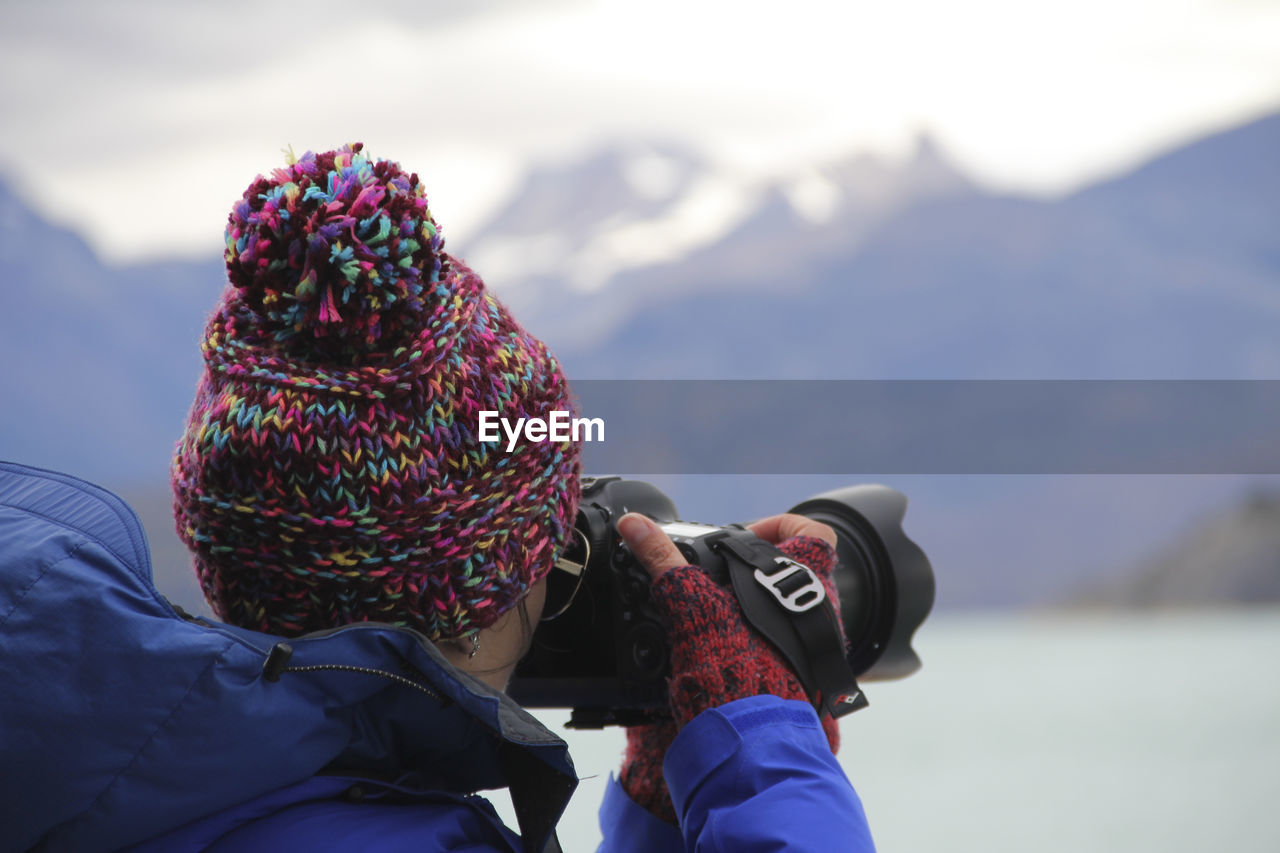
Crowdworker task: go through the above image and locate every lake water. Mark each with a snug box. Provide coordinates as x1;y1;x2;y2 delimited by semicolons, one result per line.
496;609;1280;851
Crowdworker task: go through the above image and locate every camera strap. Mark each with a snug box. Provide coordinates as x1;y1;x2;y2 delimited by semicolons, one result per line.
716;536;869;719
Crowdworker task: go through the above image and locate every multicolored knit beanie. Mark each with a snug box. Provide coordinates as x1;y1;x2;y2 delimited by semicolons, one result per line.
171;143;581;640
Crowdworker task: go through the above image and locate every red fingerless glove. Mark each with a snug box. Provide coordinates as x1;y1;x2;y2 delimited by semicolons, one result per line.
620;536;843;824
619;717;681;825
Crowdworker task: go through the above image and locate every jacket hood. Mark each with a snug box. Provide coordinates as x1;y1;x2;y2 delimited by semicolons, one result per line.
0;461;576;853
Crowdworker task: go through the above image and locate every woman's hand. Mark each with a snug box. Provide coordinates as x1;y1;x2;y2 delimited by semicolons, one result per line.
746;513;838;552
614;512;841;824
617;512;837;584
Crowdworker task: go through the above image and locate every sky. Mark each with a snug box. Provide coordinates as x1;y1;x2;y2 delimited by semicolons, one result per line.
2;0;1278;264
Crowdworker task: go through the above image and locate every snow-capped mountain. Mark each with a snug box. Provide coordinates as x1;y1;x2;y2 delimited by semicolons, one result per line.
456;134;974;350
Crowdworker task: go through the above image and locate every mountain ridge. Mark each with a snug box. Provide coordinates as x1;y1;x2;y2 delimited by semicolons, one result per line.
1070;489;1280;608
2;115;1277;611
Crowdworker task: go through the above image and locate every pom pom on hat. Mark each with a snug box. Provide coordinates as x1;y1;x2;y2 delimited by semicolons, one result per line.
224;143;444;359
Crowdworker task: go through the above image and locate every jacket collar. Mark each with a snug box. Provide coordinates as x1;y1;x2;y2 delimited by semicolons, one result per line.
236;617;579;852
0;461;575;853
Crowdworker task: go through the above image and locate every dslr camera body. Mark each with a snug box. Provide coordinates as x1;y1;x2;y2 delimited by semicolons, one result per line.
509;477;934;727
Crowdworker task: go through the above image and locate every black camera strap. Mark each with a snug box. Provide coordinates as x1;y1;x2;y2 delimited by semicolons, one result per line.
716;535;869;719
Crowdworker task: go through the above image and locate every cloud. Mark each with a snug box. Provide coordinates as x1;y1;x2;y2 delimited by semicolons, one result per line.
1;0;1277;262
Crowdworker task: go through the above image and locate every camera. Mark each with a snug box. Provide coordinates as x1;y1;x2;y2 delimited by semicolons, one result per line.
508;476;935;727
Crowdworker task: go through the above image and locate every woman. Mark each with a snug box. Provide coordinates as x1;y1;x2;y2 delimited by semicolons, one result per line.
0;144;873;851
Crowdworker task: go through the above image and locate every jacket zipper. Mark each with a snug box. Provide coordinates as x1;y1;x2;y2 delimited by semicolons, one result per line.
261;643;443;703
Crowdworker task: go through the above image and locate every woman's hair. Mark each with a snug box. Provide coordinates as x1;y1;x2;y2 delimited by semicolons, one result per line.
171;144;581;640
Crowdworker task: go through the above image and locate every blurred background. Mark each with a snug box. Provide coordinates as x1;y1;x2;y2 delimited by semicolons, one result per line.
2;1;1278;849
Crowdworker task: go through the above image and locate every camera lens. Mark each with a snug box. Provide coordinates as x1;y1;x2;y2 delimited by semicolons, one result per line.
788;485;934;681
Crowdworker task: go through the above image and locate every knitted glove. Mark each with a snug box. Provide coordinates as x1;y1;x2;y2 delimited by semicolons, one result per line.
620;535;842;824
618;717;681;824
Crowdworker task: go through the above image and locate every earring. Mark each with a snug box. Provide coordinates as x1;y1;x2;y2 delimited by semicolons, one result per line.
468;632;480;659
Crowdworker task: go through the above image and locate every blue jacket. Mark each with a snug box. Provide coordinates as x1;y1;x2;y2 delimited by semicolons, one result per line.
0;462;874;852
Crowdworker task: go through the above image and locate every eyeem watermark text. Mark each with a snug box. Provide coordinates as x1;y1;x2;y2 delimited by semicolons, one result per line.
478;410;604;452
